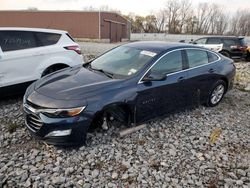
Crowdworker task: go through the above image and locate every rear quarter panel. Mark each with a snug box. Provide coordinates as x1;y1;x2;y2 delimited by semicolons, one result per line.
36;45;83;77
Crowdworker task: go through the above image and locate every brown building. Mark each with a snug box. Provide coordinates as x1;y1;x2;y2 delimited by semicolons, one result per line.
0;11;131;43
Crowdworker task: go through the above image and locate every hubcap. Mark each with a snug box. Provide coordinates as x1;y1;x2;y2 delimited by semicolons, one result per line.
211;84;225;105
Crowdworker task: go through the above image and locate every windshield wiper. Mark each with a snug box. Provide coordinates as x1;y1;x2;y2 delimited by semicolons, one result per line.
89;66;114;78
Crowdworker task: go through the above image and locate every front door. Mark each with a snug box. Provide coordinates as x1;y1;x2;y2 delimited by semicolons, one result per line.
135;50;189;123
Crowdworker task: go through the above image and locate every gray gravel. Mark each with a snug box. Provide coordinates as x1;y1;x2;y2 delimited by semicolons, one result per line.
0;42;250;187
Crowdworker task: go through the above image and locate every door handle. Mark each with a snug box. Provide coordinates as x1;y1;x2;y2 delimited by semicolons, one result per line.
208;68;215;73
177;76;185;82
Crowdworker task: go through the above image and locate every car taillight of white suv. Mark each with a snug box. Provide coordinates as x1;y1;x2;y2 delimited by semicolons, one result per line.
0;27;84;96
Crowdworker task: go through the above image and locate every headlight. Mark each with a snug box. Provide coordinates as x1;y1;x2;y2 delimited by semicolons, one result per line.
40;106;86;118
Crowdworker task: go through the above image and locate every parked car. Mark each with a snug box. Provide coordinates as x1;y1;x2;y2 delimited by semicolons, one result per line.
23;41;236;145
193;36;248;60
0;27;83;96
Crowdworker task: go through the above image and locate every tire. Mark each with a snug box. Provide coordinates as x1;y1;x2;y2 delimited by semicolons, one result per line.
206;80;226;107
220;51;230;58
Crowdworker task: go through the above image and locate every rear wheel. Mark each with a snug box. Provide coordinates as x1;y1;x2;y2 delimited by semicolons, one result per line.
206;80;226;107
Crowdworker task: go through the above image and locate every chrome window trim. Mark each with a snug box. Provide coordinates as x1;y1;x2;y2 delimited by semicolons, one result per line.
138;48;221;84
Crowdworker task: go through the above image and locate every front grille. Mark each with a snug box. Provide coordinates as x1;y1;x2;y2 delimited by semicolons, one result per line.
26;114;43;132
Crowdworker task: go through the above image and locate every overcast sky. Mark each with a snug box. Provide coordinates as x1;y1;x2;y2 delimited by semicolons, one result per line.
1;0;250;15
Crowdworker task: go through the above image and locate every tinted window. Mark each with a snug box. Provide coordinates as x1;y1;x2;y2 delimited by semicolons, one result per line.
207;52;219;62
151;50;183;75
194;38;207;44
35;32;61;46
0;31;36;52
223;39;238;47
207;38;222;44
186;49;208;68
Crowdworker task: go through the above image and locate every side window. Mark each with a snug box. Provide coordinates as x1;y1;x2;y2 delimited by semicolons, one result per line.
35;32;61;46
151;50;183;75
207;38;222;44
207;51;219;63
223;39;238;47
186;49;208;68
194;38;207;44
0;31;36;52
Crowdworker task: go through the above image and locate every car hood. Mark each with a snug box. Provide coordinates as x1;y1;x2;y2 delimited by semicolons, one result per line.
35;66;122;100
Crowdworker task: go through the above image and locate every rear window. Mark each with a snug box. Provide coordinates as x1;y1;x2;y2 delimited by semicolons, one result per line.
0;31;36;52
35;32;61;46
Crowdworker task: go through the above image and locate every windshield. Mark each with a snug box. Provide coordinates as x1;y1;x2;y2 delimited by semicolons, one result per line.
90;46;157;78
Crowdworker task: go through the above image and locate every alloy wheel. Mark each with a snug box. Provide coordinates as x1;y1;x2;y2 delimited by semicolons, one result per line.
210;84;225;105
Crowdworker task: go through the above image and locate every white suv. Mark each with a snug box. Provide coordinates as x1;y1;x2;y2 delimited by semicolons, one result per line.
0;27;83;94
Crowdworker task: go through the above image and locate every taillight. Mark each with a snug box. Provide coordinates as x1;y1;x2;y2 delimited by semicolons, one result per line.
230;45;247;51
64;45;82;55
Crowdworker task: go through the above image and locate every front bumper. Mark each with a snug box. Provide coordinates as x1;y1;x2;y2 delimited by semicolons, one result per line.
23;104;91;146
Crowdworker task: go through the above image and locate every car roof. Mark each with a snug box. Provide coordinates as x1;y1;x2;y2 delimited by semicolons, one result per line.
124;41;200;53
0;27;67;34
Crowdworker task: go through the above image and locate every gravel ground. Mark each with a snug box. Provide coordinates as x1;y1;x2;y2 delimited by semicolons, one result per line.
79;42;123;61
0;42;250;187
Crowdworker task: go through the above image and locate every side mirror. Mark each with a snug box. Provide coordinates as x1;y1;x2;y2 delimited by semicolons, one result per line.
142;72;166;82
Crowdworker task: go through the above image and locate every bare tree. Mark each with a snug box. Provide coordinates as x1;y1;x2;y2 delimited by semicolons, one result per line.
125;1;250;35
229;9;250;36
208;4;228;35
27;7;38;11
82;5;121;14
179;0;192;33
153;10;166;33
195;3;214;34
164;0;181;33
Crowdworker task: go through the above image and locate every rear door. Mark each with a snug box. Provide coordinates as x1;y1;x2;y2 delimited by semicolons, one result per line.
136;50;189;123
184;49;221;105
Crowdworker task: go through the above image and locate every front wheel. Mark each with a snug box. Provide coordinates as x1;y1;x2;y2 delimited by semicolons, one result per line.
206;80;226;107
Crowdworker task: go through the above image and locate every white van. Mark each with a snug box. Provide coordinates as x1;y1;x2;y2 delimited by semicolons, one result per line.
0;27;83;94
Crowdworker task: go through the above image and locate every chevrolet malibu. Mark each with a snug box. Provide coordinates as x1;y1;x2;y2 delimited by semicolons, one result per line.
23;42;236;145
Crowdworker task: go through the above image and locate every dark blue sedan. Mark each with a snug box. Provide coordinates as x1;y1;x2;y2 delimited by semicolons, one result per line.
23;41;236;145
